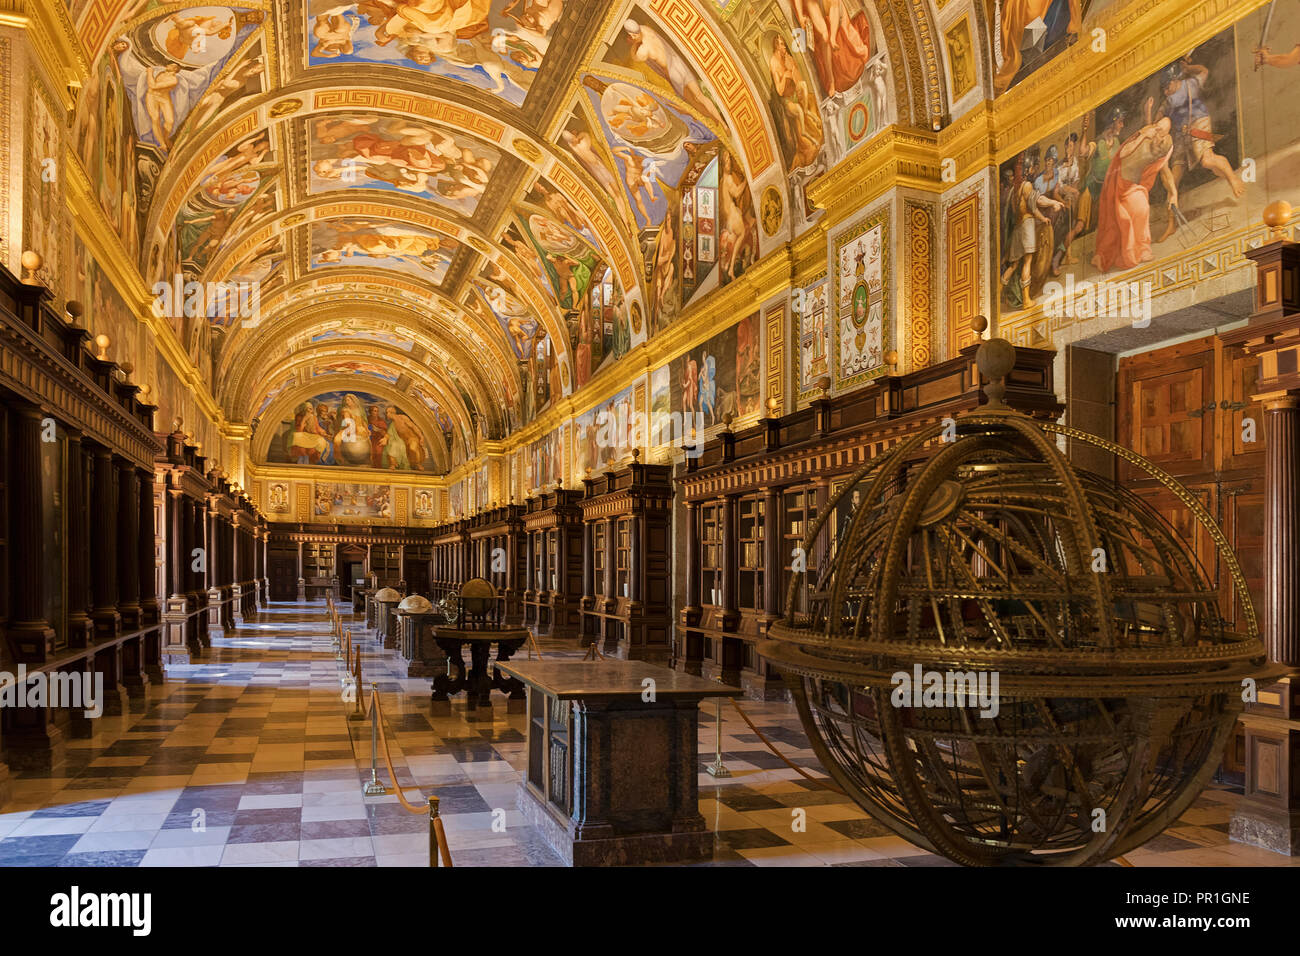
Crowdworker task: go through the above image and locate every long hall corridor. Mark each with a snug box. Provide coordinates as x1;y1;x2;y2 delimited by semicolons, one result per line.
0;603;1283;868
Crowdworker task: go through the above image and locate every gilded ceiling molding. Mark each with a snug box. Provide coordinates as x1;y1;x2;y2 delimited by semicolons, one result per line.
64;143;227;429
139;82;643;307
806;125;944;229
229;309;502;408
222;291;515;436
244;459;453;492
0;0;88;105
222;297;512;407
936;99;994;189
644;0;776;176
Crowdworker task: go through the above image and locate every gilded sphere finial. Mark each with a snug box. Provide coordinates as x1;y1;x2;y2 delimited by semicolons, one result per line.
1264;200;1293;238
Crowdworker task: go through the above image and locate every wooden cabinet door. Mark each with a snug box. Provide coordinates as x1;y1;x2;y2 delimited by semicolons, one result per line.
1222;348;1266;473
1219;483;1264;634
1117;337;1216;482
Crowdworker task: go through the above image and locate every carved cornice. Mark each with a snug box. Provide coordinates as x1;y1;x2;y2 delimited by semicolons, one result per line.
64;147;226;430
0;313;161;469
0;0;88;107
806;126;944;230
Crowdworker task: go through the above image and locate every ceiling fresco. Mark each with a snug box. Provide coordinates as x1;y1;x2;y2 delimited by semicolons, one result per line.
66;0;970;477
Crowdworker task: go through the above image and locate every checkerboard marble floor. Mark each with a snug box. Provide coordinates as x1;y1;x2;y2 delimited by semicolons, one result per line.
0;602;1294;867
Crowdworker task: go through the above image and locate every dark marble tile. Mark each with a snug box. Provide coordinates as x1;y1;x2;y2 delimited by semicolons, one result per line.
714;828;791;851
721;750;812;771
1138;833;1200;854
897;855;960;867
824;817;895;840
31;799;112;819
442;747;502;763
233;808;303;826
218;719;267;733
0;854;69;867
302;819;372;840
174;785;246;808
770;789;847;808
714;790;785;812
226;823;302;845
59;850;148;867
74;766;147;779
64;776;136;790
241;775;304;795
367;814;429;836
198;753;255;764
0;834;82;859
300;856;376;867
161;809;237;830
835;859;906;867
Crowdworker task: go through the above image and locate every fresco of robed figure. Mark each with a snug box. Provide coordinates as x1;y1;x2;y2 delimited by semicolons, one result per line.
267;390;433;471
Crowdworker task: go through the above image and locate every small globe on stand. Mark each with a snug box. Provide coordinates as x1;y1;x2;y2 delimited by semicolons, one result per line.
760;338;1269;866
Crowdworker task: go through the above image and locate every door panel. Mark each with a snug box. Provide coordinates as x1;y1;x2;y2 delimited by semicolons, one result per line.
1118;337;1216;480
1223;349;1266;471
1117;335;1264;787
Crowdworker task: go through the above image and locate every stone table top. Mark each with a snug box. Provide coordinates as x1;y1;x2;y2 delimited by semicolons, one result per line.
430;626;529;642
496;660;743;701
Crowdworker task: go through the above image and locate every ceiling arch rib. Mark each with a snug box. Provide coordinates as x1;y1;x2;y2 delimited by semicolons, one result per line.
227;306;496;421
215;269;517;392
139;81;646;295
239;343;478;469
225;278;520;415
180;172;599;400
222;292;517;440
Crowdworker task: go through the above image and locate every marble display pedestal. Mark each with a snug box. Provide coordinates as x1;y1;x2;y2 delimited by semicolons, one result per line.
499;660;740;866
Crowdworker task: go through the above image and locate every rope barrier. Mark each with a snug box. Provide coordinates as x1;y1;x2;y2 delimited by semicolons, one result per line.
583;639;605;661
349;646;364;720
527;630;544;660
364;687;455;867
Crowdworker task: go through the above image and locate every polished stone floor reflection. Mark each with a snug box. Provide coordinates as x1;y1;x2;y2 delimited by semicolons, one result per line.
0;602;1292;867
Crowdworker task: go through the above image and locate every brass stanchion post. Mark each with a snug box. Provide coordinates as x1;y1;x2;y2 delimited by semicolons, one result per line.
705;682;730;778
363;684;387;795
428;796;440;867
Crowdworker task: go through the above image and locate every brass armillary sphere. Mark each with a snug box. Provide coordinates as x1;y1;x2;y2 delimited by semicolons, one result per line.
760;339;1269;866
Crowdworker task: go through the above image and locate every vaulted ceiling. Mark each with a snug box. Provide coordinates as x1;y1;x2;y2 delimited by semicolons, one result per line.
68;0;962;475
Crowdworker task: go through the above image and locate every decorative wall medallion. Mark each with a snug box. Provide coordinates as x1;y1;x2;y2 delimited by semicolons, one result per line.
513;138;541;162
761;186;783;237
269;98;303;118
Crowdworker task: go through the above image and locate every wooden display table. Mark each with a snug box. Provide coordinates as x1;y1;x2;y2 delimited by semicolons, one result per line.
429;626;529;715
497;660;741;866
